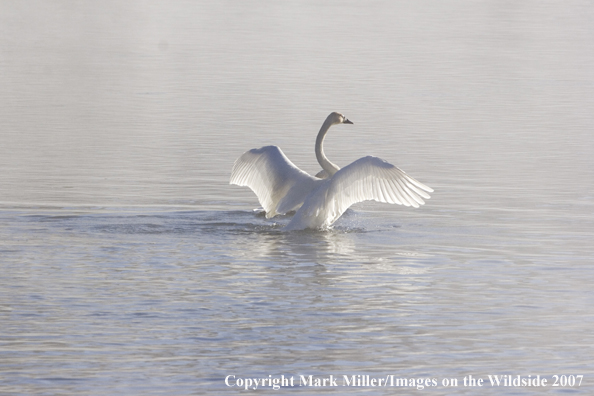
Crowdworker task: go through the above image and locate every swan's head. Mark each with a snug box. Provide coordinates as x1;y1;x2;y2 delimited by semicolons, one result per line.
327;112;354;125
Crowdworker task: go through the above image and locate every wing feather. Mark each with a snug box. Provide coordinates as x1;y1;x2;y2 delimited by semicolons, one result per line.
383;177;401;204
323;156;433;224
230;146;320;218
394;177;416;207
379;177;393;204
402;177;432;200
388;177;410;206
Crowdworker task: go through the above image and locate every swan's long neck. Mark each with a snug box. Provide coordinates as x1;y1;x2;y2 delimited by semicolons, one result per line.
315;118;340;177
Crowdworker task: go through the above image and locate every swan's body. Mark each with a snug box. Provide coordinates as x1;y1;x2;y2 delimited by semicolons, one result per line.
230;112;433;230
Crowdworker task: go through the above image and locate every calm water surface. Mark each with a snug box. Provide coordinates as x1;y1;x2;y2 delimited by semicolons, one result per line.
1;1;593;395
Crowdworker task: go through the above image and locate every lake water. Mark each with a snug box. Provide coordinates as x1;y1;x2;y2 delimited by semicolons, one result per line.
1;1;593;395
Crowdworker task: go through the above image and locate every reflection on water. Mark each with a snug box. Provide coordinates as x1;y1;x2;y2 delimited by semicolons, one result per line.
2;207;592;394
1;0;594;394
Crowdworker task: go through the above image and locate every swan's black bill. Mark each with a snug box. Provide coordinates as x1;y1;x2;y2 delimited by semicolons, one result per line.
344;119;353;124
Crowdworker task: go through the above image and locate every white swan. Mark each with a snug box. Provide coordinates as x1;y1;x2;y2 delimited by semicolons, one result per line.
230;112;433;230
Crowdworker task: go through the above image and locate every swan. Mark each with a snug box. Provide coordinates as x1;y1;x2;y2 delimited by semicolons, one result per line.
230;112;433;230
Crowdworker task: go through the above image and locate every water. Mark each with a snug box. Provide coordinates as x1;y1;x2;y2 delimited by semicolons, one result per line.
1;1;593;394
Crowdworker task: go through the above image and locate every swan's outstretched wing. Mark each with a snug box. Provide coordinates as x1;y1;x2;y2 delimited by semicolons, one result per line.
296;156;433;228
230;146;320;218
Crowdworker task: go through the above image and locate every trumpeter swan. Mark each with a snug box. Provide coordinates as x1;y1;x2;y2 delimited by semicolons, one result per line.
230;112;433;230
